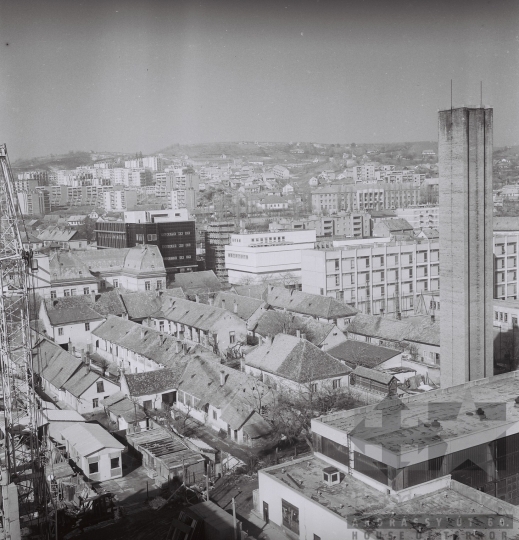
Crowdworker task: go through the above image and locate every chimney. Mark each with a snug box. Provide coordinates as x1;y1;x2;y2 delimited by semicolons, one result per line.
80;348;85;363
301;333;306;341
140;327;145;339
175;340;181;353
296;329;301;339
195;294;200;303
220;370;225;386
208;296;214;306
233;300;238;314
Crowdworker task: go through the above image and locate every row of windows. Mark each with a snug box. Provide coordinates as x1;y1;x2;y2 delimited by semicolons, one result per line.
161;231;191;236
495;310;518;324
163;255;192;261
162;243;192;248
227;253;249;259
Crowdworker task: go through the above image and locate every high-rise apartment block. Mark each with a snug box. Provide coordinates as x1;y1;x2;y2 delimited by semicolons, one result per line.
439;107;494;388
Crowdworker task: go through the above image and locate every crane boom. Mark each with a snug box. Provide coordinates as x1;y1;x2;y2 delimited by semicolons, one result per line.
0;145;52;538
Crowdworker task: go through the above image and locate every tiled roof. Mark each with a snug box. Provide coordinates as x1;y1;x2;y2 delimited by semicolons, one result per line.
379;218;413;231
124;369;179;397
92;315;203;370
33;339;84;388
251;311;337;347
37;226;79;242
159;297;243;333
245;334;351;383
265;286;358;319
347;314;439;346
102;394;147;423
213;292;264;321
172;271;225;295
62;367;104;398
48;251;95;283
123;245;165;274
328;340;400;369
119;291;164;320
353;365;396;385
43;296;105;325
91;290;127;317
61;423;124;456
232;284;268;300
177;356;274;414
74;248;129;273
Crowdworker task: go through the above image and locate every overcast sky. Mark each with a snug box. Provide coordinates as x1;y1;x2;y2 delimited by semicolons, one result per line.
1;0;518;160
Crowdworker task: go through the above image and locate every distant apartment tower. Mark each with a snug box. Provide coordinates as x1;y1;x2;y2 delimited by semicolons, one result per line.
204;222;235;280
439;107;493;388
17;189;51;215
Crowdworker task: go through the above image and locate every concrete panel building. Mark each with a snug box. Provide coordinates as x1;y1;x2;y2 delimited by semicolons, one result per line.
439;107;493;388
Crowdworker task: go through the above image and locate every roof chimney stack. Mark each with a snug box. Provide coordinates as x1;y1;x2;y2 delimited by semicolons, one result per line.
220;370;225;386
296;329;301;339
195;294;200;303
140;327;145;339
233;300;238;314
208;296;214;306
175;340;181;354
221;299;226;310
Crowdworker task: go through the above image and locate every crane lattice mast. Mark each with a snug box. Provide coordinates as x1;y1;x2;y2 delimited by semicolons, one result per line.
0;145;52;538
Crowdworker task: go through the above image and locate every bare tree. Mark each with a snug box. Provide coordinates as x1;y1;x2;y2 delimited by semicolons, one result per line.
270;376;358;451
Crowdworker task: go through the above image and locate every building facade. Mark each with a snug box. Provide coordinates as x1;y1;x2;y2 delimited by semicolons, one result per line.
225;229;316;285
301;238;439;316
204;221;235;280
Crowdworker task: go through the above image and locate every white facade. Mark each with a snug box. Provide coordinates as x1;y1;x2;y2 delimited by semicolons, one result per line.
302;238;439;316
170;189;196;211
394;205;439;229
225;229;316;285
103;189;138;211
123;208;190;223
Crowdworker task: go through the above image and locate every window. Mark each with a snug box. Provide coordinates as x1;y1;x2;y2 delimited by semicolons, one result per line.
92;398;99;408
84;287;90;295
213;410;218;420
58;328;64;336
70;289;77;296
156;280;163;290
495;311;499;321
159;321;164;332
505;313;508;323
85;322;90;331
282;500;299;534
335;275;340;286
334;259;340;271
113;279;119;288
500;312;503;321
310;383;318;393
96;381;104;393
143;400;152;409
136;234;144;243
111;457;120;469
50;290;57;299
64;289;70;296
332;379;341;389
147;234;157;241
88;462;99;474
229;331;235;344
145;281;151;291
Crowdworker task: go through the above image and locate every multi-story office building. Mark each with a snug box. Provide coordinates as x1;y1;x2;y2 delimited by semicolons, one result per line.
270;212;371;238
204;222;235;280
311;183;421;214
394;205;439;229
301;238;439;316
439;107;493;388
225;229;316;285
96;209;196;275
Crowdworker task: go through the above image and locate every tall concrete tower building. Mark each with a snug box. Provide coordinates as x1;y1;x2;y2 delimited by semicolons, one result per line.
439;107;494;388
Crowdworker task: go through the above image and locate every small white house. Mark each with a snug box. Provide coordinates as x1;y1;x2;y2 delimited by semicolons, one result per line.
61;423;124;482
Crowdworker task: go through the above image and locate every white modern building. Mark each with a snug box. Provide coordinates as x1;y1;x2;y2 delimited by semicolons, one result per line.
225;229;316;285
394;205;439;229
170;189;196;211
301;238;439;316
103;189;138;211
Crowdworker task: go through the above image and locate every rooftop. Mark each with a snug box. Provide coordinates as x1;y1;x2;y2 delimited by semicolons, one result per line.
124;369;179;397
43;296;105;325
213;291;265;321
245;334;351;383
328;340;401;369
263;456;515;535
315;371;519;459
61;423;124;456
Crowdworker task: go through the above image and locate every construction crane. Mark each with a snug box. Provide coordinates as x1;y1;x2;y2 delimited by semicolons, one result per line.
0;145;54;539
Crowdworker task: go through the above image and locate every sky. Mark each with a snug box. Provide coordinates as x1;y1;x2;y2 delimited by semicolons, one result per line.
1;0;518;160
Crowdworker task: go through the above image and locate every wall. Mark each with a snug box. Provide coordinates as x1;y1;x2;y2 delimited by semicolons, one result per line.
64;378;119;415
